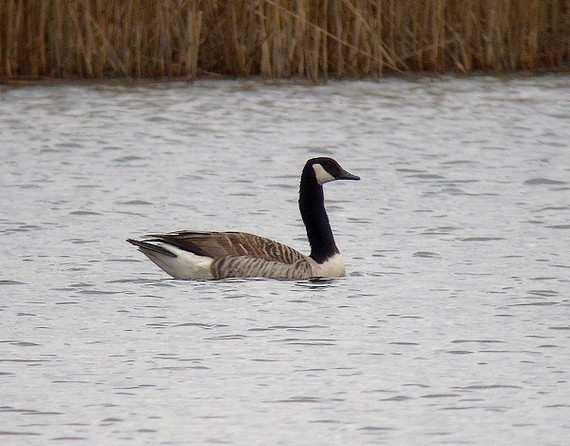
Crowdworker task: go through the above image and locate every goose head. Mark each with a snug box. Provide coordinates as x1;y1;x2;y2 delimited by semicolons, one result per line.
305;157;360;185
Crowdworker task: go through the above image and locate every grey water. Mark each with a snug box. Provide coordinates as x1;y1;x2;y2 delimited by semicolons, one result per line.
1;76;569;445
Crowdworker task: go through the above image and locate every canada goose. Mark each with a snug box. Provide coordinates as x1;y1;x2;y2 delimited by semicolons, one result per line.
127;157;359;280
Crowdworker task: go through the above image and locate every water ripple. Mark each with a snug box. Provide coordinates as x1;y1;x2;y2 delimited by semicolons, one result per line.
1;77;569;445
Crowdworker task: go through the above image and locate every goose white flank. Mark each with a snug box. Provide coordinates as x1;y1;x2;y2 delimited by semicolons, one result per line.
127;157;360;280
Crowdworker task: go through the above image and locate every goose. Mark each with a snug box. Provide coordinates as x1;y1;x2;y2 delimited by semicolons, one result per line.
127;157;359;280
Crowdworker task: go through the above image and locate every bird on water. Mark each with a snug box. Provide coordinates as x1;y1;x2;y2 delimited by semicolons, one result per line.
127;157;360;280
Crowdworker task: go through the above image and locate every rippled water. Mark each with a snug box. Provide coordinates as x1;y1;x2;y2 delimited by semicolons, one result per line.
1;76;569;445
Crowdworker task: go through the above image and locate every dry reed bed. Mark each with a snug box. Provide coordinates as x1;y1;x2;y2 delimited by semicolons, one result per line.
1;0;568;80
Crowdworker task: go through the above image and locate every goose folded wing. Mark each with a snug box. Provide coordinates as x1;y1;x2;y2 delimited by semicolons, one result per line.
143;231;307;264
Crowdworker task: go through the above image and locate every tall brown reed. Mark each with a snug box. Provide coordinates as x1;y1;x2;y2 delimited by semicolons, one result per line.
0;0;568;80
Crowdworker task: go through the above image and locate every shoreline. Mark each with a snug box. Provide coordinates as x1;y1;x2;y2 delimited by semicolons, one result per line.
1;69;569;88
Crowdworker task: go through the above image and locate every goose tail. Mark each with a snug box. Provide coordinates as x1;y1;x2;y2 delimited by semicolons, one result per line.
126;238;177;257
127;238;214;280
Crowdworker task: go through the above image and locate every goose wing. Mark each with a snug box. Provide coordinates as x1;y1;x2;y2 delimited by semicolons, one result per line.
143;231;307;264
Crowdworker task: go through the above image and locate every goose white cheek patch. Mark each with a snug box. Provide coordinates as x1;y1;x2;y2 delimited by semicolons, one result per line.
313;163;335;185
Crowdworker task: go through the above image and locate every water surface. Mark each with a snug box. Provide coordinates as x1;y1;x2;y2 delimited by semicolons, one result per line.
1;77;569;445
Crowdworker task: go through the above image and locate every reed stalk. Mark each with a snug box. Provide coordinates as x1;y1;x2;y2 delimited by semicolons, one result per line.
0;0;568;80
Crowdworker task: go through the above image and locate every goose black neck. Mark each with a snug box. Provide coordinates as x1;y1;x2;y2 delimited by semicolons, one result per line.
299;168;338;263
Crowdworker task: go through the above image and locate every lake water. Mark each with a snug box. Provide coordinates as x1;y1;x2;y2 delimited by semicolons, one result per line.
1;76;569;445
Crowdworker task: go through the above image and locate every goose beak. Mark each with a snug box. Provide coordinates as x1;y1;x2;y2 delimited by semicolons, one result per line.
337;169;360;181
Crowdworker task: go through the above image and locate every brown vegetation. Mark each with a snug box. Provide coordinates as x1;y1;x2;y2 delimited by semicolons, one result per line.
1;0;568;80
